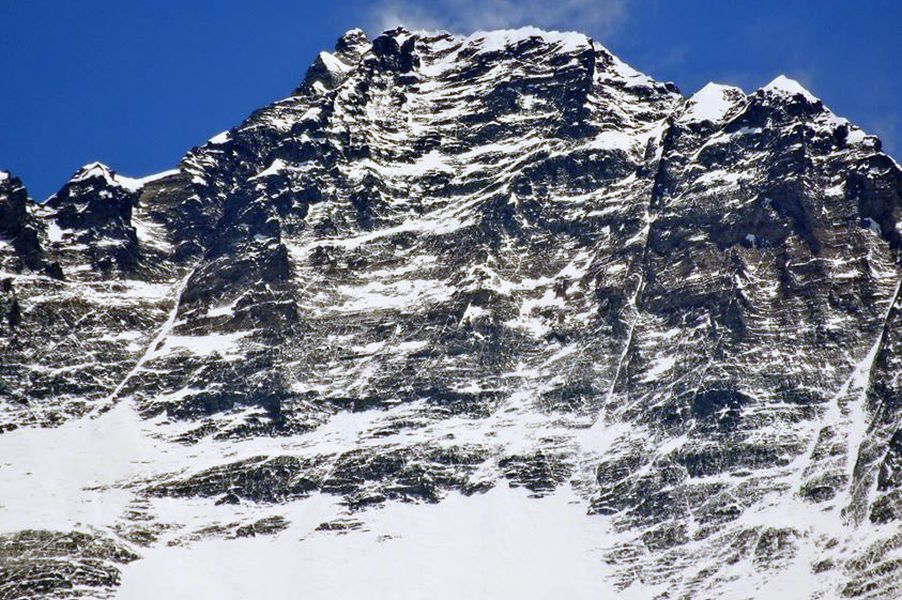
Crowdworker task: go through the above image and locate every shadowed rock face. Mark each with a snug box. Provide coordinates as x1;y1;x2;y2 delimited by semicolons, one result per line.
0;530;138;599
1;27;900;599
0;173;55;275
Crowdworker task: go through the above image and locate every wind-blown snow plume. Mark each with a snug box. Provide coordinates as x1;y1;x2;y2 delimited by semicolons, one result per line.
369;0;627;37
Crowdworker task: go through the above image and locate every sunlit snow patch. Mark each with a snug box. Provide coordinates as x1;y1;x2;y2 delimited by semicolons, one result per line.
116;486;663;600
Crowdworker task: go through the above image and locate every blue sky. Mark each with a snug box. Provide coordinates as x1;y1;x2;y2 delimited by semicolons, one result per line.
2;0;899;200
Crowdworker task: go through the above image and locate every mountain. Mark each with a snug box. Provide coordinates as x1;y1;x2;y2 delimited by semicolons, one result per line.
1;26;900;599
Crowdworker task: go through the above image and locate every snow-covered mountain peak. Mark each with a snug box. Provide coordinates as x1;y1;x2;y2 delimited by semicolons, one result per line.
1;25;901;600
680;82;746;124
336;27;369;51
0;170;26;207
71;160;116;182
63;160;148;193
760;73;819;102
465;26;591;54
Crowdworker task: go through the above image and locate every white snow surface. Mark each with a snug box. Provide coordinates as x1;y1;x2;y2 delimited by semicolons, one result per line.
0;403;155;533
71;161;138;190
71;161;116;183
116;486;659;600
586;130;636;152
62;161;178;194
318;51;351;73
681;82;744;123
46;222;66;242
642;355;676;381
0;385;656;600
208;130;231;145
467;27;589;54
114;168;180;192
762;75;818;102
155;331;248;359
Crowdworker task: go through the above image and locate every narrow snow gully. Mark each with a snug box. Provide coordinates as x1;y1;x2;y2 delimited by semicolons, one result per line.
91;267;198;416
843;277;902;520
791;277;902;522
583;121;671;446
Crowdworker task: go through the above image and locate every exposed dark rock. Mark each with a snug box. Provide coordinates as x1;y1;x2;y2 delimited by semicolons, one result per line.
0;530;138;599
1;25;900;600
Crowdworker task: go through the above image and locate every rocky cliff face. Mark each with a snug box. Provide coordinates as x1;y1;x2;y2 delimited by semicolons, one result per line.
1;26;900;599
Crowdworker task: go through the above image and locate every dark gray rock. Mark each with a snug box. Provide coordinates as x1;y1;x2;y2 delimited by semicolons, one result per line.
1;26;900;600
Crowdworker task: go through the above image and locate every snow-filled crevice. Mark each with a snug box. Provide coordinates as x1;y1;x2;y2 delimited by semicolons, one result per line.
792;278;901;521
92;267;198;416
584;121;671;441
843;277;902;519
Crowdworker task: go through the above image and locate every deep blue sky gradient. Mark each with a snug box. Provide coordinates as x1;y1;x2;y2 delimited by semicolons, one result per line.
2;0;899;199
